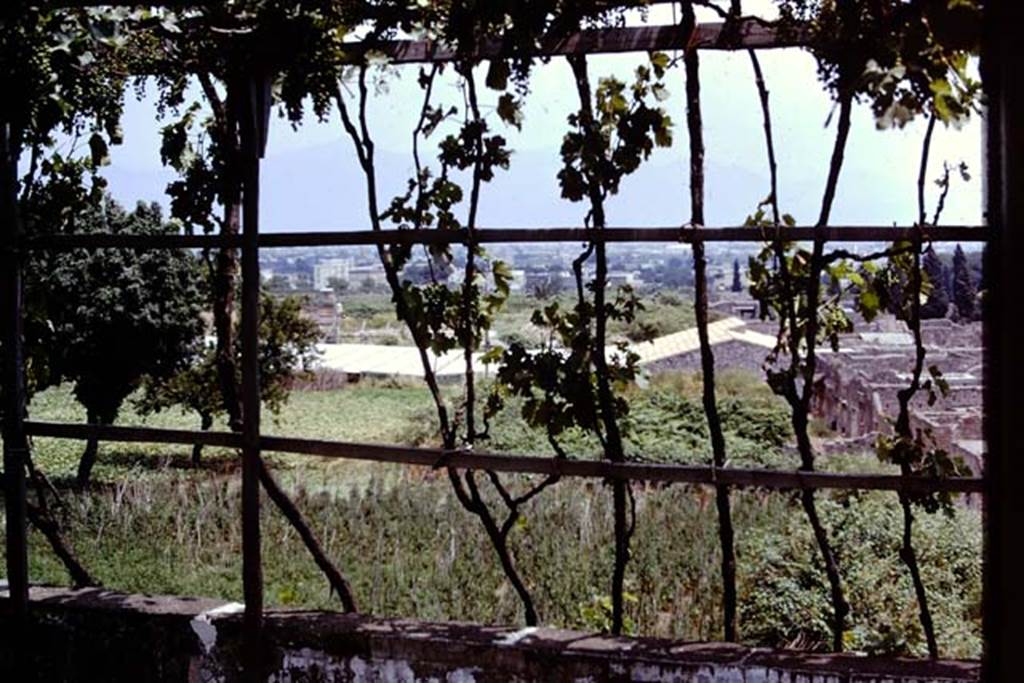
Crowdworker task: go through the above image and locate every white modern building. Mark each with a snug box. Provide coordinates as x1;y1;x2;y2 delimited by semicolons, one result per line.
313;258;353;291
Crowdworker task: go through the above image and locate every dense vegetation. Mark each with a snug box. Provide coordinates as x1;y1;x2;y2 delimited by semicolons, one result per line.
2;373;982;658
328;288;700;347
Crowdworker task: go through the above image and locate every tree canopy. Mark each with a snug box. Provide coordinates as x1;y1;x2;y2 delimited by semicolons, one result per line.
136;292;320;464
35;197;205;485
951;243;977;322
921;246;949;320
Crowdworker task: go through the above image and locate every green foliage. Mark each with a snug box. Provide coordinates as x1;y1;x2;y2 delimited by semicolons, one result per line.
4;459;981;658
18;378;981;657
488;286;646;449
136;293;320;425
34;198;204;426
745;205;851;370
157;100;225;234
854;242;916;323
875;427;970;516
776;0;981;128
578;592;638;635
558;53;674;205
741;490;981;656
486;50;676;473
0;6;125;154
1;6;128;408
951;243;977;321
470;372;793;469
921;247;949;319
379;1;641;91
362;58;519;393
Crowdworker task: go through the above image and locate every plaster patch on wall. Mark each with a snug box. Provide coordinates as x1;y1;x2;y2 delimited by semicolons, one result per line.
609;662;863;683
189;602;244;654
495;626;538;646
349;655;418;682
342;656;480;683
273;647;350;681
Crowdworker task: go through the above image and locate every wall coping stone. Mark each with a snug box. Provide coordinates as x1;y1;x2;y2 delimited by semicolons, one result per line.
0;585;982;681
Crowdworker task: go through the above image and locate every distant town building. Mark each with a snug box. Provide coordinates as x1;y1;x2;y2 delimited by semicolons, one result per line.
348;264;388;290
509;269;526;293
606;271;643;289
709;292;759;320
313;258;353;291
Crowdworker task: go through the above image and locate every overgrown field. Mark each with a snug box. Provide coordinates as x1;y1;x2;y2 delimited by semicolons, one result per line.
334;289;700;346
2;372;982;658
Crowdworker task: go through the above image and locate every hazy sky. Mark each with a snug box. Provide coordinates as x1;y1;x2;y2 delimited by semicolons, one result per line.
100;3;984;234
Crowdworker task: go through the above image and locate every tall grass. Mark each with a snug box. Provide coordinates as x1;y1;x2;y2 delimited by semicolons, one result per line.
5;375;981;658
4;469;981;658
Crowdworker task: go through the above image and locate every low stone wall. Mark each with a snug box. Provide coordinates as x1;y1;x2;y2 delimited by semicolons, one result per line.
0;586;980;682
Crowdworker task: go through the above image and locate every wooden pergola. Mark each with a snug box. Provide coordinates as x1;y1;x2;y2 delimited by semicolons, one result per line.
2;1;1021;679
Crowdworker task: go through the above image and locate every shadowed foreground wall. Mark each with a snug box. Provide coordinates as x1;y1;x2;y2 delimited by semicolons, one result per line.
0;586;980;682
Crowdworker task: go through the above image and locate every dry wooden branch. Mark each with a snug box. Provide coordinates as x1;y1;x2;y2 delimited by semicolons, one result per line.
893;113;940;658
748;44;850;652
566;52;633;637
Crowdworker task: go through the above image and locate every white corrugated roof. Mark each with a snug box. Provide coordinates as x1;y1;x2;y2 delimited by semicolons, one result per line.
316;317;774;378
316;343;489;377
629;317;775;365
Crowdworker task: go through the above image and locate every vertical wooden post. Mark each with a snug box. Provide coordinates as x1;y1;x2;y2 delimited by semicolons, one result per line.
982;1;1022;680
235;71;271;679
1;120;30;614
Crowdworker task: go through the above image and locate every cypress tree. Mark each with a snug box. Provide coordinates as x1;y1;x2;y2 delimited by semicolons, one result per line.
952;244;977;321
921;246;949;319
731;258;743;292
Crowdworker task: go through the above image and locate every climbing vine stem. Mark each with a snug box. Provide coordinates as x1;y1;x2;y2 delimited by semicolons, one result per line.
680;0;737;642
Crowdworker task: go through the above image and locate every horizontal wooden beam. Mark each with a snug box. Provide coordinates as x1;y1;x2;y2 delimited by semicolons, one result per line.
19;225;989;252
25;421;243;449
374;20;796;65
258;225;990;248
23;421;984;495
42;0;794;57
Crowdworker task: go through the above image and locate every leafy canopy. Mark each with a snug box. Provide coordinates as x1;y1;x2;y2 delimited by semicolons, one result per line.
37;197;205;425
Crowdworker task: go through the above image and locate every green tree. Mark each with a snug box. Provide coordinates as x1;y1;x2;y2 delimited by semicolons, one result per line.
921;246;949;319
656;255;693;288
0;3;135;588
327;276;349;294
266;274;293;292
35;198;204;487
137;293;320;465
731;258;743;292
531;272;566;300
133;3;363;611
951;244;976;321
2;5;127;407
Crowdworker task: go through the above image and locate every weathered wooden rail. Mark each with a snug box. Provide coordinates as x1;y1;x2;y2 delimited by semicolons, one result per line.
22;420;985;495
18;225;989;251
